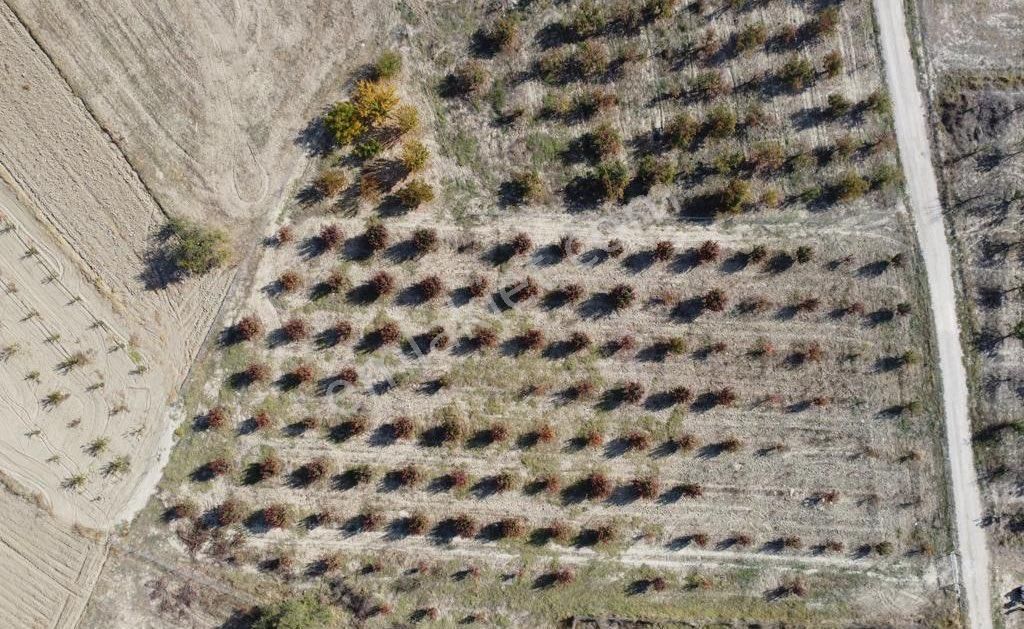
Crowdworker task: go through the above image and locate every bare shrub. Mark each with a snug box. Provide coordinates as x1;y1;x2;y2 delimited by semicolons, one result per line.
418;275;446;300
365;224;389;251
278;271;303;293
320;224;344;249
610;284;636;309
235;315;264;341
622;381;645;404
631;475;660;499
584;472;612;500
282;317;310;342
205;406;229;430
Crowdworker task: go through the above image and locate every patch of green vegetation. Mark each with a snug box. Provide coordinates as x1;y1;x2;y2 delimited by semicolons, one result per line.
441;128;479;167
526;132;566;168
252;594;332;629
396;0;420;25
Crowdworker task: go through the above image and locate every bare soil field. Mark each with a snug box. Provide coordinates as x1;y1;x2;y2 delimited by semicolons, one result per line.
915;0;1024;622
86;0;962;626
3;0;396;224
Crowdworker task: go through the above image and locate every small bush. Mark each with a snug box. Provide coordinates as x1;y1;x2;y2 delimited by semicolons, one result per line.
376;321;401;345
576;40;610;79
274;226;294;243
823;49;843;78
495;517;526;539
736;21;768;54
257;452;283;480
522;328;545;352
571;0;607;38
595;160;629;201
866;89;891;115
567;331;591;352
452;514;479;538
716;388;737;407
716;179;751;214
666;112;698;148
467;275;490;299
484;13;522;52
473;326;499;349
315;169;348;197
325;101;363;145
587;122;622;159
450;60;489;96
705;105;736;139
509;170;544;204
635;155;675;190
206;406;229;430
827;93;852;117
779;56;814;91
834;171;869;201
670;386;692;404
244;362;271;385
324;268;348;293
401;140;430;173
553;567;576;585
494;471;517;492
335;319;356;344
653;240;675;262
703;288;727;312
373;50;402;80
253;410;273;431
696;240;721;263
412;228;439;254
510;232;533;255
354;79;399;126
625;431;651;451
396;179;435;209
169;499;199;520
218;497;246;526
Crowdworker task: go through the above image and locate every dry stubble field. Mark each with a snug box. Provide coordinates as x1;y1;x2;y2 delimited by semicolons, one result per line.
89;0;961;626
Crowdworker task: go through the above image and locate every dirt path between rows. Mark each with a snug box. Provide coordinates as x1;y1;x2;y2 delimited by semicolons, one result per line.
873;1;993;627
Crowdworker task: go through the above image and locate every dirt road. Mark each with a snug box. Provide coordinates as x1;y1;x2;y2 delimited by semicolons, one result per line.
873;1;993;627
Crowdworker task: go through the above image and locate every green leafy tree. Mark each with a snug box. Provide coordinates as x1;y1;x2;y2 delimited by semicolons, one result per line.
166;218;231;276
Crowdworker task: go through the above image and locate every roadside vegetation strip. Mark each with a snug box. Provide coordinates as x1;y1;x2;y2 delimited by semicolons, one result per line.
872;1;993;627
